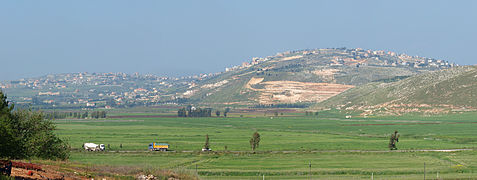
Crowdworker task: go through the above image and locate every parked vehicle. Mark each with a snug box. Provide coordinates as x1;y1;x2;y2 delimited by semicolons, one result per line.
148;143;169;151
83;143;105;151
202;148;212;152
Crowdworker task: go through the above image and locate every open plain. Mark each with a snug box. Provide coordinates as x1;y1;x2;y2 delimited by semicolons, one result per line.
50;110;477;179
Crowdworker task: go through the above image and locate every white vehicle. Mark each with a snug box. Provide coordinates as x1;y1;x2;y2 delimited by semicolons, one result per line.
202;148;212;152
83;143;105;151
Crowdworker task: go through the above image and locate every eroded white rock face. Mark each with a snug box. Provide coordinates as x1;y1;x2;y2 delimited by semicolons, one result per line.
137;174;157;180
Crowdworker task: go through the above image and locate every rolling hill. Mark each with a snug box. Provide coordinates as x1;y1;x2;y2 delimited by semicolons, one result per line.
315;65;477;115
1;48;456;108
179;48;454;105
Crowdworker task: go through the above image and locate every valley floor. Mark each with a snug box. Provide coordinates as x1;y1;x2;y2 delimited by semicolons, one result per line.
50;110;477;179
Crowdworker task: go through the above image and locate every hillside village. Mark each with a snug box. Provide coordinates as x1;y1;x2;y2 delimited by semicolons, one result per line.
0;48;456;109
225;48;455;72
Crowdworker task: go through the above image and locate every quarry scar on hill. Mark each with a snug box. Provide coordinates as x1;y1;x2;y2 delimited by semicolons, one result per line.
245;77;354;104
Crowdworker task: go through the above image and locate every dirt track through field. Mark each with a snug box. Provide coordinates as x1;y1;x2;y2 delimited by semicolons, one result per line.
108;115;177;118
88;148;474;154
341;121;477;126
342;122;441;126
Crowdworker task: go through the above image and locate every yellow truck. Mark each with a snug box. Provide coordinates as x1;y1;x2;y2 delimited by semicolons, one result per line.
148;143;169;151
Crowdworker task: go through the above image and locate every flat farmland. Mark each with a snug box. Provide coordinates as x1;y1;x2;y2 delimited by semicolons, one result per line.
54;111;477;179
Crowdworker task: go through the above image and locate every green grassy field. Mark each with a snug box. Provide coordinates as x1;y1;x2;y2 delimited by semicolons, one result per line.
54;111;477;179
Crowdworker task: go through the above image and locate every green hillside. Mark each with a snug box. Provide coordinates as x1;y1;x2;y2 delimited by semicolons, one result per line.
315;66;477;115
181;48;452;105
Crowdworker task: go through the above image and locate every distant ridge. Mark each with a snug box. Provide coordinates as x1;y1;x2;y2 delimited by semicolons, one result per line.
0;48;457;108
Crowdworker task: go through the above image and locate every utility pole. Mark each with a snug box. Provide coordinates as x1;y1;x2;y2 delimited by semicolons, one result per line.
309;161;312;180
424;162;426;180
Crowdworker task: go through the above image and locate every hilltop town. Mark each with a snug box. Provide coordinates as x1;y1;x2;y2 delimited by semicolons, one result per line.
0;48;456;109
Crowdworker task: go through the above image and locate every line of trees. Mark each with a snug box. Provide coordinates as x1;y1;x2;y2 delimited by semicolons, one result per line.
90;111;107;119
178;106;232;118
252;104;309;108
305;111;319;116
43;111;107;119
0;90;69;160
178;105;212;117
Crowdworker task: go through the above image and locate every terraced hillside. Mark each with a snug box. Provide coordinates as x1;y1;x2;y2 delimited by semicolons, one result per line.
180;48;453;105
315;66;477;115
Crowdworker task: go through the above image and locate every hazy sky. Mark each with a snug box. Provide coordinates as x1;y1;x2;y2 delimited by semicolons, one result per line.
1;1;476;80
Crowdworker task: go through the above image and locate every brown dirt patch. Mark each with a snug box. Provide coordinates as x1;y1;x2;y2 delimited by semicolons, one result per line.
269;55;303;63
9;161;83;180
343;121;477;126
109;115;177;118
342;122;441;126
245;80;354;104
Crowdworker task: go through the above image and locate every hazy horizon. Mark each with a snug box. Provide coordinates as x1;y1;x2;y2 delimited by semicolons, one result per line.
1;0;477;81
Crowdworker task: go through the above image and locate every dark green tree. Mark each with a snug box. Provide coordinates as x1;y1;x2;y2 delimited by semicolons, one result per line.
0;90;18;159
388;130;400;150
186;105;192;117
177;108;187;117
249;131;261;151
91;111;97;119
0;90;69;160
81;111;88;119
224;108;230;117
204;134;210;150
100;111;107;118
13;109;69;159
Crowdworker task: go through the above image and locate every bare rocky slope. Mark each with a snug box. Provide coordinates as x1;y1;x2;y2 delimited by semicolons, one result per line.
314;66;477;115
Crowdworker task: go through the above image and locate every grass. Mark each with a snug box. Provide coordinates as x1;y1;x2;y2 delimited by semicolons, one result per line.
52;111;477;179
56;114;477;151
317;66;477;110
67;151;477;179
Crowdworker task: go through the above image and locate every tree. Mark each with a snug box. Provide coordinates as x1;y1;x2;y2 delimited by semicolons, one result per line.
0;90;17;159
388;130;400;150
0;90;69;160
186;105;192;117
224;108;230;117
91;111;97;119
100;111;107;118
177;108;187;117
204;134;210;150
14;109;70;160
249;132;261;151
82;112;88;119
215;110;220;117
